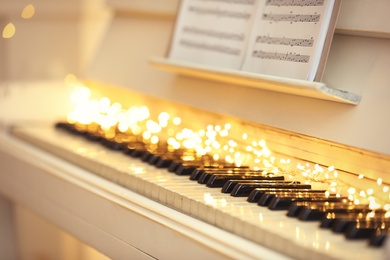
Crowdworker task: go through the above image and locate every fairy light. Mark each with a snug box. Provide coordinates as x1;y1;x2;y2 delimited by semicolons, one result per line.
150;135;159;144
2;23;16;39
64;85;390;210
21;4;35;19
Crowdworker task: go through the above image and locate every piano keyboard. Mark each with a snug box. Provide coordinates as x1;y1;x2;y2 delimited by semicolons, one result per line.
11;123;387;260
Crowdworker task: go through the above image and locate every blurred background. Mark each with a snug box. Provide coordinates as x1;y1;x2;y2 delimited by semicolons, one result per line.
0;0;112;259
0;0;110;81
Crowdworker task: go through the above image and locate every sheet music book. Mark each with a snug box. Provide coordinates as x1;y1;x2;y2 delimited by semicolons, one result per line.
168;0;341;81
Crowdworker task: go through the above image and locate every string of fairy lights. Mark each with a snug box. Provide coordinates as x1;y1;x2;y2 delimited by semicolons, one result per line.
66;82;390;214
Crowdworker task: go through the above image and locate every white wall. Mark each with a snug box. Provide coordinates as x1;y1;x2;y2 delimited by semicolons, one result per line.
0;0;110;81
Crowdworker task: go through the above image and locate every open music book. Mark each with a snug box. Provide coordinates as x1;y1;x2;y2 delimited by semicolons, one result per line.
168;0;341;81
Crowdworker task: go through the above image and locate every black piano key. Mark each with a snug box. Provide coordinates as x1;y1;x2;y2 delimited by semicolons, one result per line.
330;211;387;233
345;221;390;240
190;166;250;181
100;138;123;150
247;188;312;203
228;181;310;197
153;151;189;168
257;189;326;207
156;156;183;168
148;154;162;165
256;190;324;207
296;202;371;221
369;228;390;247
332;217;363;233
206;174;284;188
320;212;350;228
129;148;146;158
198;170;267;184
156;157;174;168
84;132;102;142
257;190;326;207
176;163;205;175
170;156;216;173
287;200;350;218
169;160;200;173
141;151;154;162
269;196;345;211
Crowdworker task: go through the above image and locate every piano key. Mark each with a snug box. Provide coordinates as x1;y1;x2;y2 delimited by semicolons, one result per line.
170;160;207;173
369;228;390;247
123;143;147;157
190;166;250;180
197;170;266;184
345;220;390;240
228;181;311;197
257;190;327;207
206;173;284;188
247;188;314;203
173;162;201;174
151;150;190;167
287;199;350;218
267;195;344;211
172;158;220;174
327;210;388;233
223;180;294;194
296;202;372;221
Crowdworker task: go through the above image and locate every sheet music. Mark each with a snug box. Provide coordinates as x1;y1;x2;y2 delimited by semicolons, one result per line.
168;0;257;70
242;0;335;80
168;0;338;81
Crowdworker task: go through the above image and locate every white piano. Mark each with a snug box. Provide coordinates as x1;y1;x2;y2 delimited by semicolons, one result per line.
1;0;390;259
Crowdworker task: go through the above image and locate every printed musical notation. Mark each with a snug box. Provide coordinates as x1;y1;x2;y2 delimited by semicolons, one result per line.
252;50;310;63
266;0;324;7
262;13;321;23
256;35;314;47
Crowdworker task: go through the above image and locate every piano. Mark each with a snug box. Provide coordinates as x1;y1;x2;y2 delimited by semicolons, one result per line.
1;0;390;259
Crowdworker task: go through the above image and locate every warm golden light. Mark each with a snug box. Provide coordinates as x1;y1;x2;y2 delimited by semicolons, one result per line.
63;85;390;210
2;23;16;39
21;4;35;19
